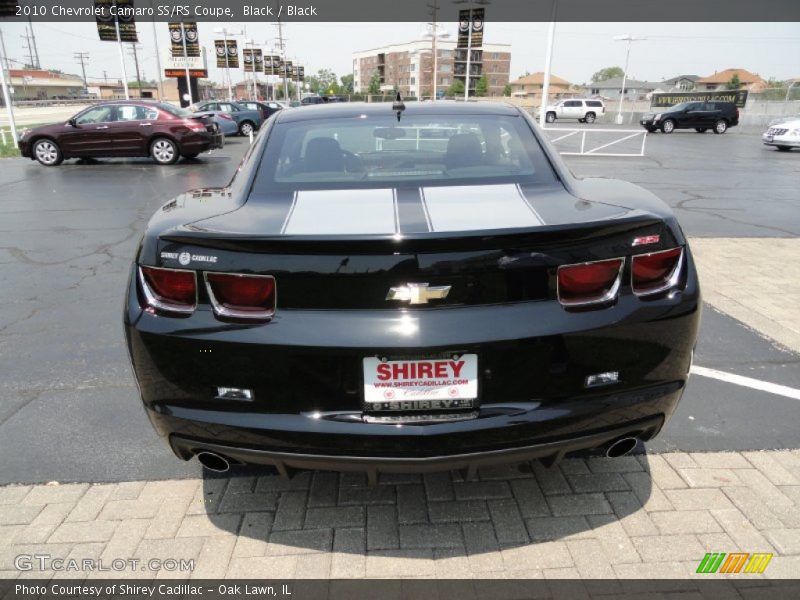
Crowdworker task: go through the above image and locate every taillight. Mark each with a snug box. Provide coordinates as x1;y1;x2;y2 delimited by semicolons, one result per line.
205;272;276;320
631;247;683;296
557;258;623;307
139;266;197;314
183;119;206;132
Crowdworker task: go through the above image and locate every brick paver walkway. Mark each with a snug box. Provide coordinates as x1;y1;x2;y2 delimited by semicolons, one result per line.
2;451;800;580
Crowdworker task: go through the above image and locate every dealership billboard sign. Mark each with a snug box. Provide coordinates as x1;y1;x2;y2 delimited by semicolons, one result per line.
651;90;749;108
214;39;239;69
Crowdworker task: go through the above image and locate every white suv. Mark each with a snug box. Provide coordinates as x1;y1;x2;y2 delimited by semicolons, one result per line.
540;99;606;124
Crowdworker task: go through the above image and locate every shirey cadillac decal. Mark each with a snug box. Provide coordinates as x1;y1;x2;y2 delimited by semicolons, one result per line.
363;355;479;409
160;251;218;265
280;184;547;236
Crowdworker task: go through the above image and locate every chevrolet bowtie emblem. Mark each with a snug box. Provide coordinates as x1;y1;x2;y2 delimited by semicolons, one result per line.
386;283;452;304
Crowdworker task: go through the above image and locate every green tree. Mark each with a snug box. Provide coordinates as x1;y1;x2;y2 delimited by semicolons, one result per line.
340;73;354;94
591;66;625;83
446;78;465;97
725;74;741;90
475;74;489;97
367;71;381;95
314;68;338;93
502;83;512;97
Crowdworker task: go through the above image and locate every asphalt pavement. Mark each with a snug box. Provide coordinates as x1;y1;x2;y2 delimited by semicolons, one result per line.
0;129;798;485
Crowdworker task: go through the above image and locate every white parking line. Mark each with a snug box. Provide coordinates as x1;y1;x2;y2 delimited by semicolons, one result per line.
691;366;800;400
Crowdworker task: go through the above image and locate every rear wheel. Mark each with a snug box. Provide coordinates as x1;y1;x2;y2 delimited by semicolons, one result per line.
713;119;728;134
661;119;675;134
585;112;596;124
239;121;255;136
33;139;63;166
545;112;556;124
695;128;707;133
150;137;179;165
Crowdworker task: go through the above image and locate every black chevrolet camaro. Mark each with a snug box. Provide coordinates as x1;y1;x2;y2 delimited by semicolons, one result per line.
124;101;700;480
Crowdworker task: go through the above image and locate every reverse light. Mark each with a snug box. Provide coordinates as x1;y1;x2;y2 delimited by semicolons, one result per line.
139;266;197;314
205;272;276;320
557;258;624;307
631;247;684;296
585;371;620;388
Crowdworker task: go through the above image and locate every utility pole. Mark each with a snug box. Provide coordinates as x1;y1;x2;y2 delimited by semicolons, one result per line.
128;43;143;97
274;16;288;101
0;28;10;72
74;52;90;89
20;31;35;69
427;0;440;100
27;17;40;69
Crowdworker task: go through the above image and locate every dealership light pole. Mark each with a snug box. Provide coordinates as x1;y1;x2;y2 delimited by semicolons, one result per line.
0;31;18;145
149;3;164;100
539;0;558;127
452;0;489;101
614;34;646;125
180;22;193;105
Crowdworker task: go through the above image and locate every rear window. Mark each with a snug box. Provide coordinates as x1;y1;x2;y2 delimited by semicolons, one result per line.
251;112;556;192
586;100;603;107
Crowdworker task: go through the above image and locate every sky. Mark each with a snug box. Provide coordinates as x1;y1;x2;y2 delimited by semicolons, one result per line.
1;21;798;86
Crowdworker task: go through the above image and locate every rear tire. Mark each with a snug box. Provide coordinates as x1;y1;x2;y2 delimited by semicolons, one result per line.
695;128;707;133
239;121;255;136
150;137;179;165
661;119;675;134
33;139;63;166
545;112;556;124
585;112;596;124
713;119;728;134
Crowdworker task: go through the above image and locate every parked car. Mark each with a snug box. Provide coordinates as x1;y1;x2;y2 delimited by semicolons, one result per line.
300;95;346;105
238;100;283;122
540;99;606;124
190;109;239;137
191;101;262;136
640;101;739;134
761;118;800;151
18;101;222;166
125;101;700;477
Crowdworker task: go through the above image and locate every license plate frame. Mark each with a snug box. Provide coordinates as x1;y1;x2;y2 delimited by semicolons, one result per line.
362;354;479;413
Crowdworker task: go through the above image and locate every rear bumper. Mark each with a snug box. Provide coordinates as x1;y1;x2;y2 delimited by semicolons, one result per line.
169;413;666;478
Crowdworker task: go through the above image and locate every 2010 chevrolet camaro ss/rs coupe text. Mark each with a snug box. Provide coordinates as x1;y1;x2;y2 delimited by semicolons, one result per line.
124;101;700;480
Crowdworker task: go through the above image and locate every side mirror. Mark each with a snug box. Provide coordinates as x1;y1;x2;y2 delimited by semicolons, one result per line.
68;118;77;127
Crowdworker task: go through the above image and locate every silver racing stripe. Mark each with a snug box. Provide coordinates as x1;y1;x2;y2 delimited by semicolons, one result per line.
421;184;545;232
283;189;397;235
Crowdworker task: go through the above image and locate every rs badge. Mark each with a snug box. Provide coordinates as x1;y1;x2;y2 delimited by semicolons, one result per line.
386;283;451;304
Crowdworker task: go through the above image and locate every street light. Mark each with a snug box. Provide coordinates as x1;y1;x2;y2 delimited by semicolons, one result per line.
613;34;646;125
452;0;490;101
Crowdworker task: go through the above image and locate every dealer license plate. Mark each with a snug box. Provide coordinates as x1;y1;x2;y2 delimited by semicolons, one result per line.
363;355;478;411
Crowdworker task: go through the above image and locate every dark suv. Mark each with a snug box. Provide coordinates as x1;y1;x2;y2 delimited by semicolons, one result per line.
640;101;739;134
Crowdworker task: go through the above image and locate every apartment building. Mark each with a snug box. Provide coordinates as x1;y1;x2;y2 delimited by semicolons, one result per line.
353;39;511;97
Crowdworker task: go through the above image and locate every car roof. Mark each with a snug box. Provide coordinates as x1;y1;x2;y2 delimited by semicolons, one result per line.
276;100;521;123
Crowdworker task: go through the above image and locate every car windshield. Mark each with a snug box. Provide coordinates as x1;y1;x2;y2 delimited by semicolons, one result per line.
252;112;556;192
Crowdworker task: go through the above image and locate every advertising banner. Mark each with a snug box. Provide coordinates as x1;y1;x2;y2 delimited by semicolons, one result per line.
0;1;18;18
457;7;484;48
94;0;137;42
651;90;749;108
243;48;263;72
264;55;281;75
214;39;239;69
169;22;199;58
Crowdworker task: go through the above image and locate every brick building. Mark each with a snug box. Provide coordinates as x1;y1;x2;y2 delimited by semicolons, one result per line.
353;39;511;98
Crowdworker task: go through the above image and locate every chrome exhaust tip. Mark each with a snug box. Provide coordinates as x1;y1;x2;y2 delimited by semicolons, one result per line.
605;437;638;458
196;451;231;473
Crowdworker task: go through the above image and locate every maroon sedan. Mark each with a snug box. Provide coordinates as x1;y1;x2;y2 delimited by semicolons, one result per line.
18;101;224;166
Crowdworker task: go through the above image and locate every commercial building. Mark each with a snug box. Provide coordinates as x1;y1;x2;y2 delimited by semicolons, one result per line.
353;39;511;98
8;69;85;100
